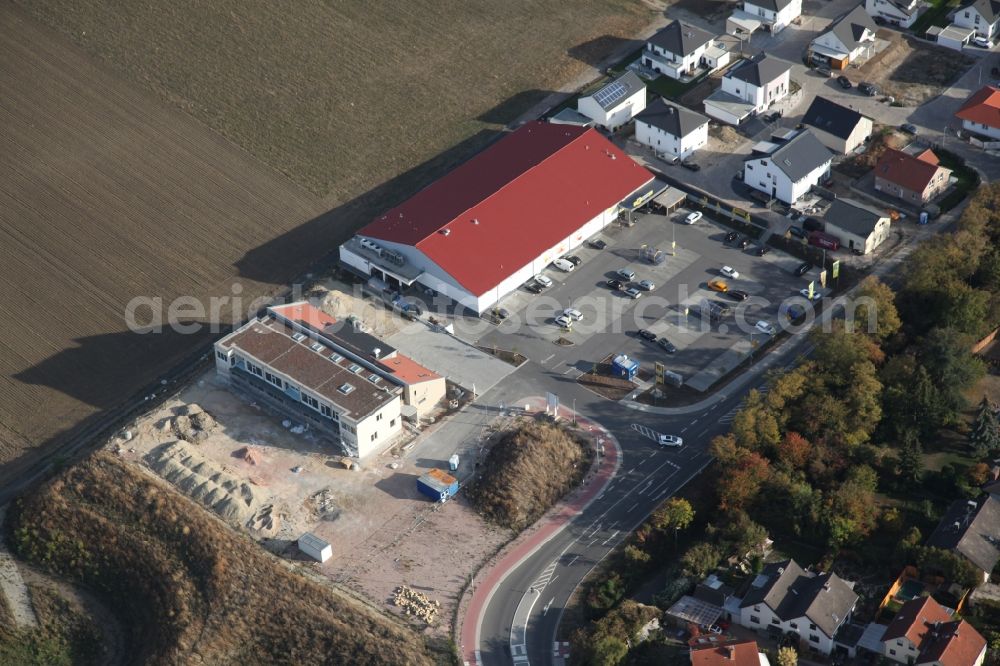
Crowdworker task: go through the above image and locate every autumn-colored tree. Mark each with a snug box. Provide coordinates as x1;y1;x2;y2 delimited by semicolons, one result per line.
709;433;742;465
652;497;695;548
851;276;902;342
968;462;992;487
717;452;771;511
776;431;811;471
777;646;798;666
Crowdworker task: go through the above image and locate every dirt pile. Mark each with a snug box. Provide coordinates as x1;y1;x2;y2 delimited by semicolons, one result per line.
392;586;440;625
145;440;263;526
6;453;438;665
169;403;216;442
466;418;593;531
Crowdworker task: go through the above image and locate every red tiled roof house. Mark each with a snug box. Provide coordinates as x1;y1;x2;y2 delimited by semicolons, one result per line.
881;596;987;666
956;85;1000;141
873;148;952;205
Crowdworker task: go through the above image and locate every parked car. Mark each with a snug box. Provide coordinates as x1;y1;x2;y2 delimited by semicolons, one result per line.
534;274;553;288
526;283;543;294
738;237;751;249
606;279;625;290
638;279;656;291
638;329;657;341
492;307;510;320
788;226;807;239
728;290;750;301
658;338;677;353
624;287;642;299
658;434;683;447
815;65;832;77
724;230;739;243
809;231;841;251
720;266;739;279
858;81;878;96
563;308;583;321
708;278;728;292
554;314;573;328
836;75;852;89
680;161;701;172
799;288;822;301
900;123;918;136
565;255;582;267
588;239;607;250
756;246;770;256
617;268;636;281
685;211;703;224
794;262;812;276
763;111;781;123
552;258;575;272
755;320;776;335
974;35;993;48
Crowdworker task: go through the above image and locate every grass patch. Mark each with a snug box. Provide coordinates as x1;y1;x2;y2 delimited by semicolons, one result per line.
0;585;104;666
936;148;981;212
466;418;594;531
911;0;960;36
7;453;440;666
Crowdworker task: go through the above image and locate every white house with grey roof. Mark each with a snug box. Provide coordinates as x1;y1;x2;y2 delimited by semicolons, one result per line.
819;199;891;254
865;0;923;28
704;54;792;125
742;129;832;204
577;71;647;130
738;0;803;33
735;559;859;656
642;21;716;79
811;6;879;67
801;96;873;154
954;0;1000;40
635;98;709;160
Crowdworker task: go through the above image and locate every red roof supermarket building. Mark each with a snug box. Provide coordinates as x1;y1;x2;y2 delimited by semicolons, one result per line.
339;121;655;314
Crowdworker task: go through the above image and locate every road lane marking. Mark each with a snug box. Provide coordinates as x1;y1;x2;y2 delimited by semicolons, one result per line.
541;353;555;364
567;555;579;567
543;598;554;616
601;530;619;546
628;502;639;512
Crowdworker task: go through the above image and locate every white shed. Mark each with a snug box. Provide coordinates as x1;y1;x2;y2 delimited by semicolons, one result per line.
298;532;333;563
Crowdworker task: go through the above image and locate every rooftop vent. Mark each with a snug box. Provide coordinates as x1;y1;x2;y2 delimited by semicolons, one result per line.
310;342;325;352
440;228;450;236
330;352;344;362
338;383;355;395
349;363;363;374
368;374;381;384
472;218;480;225
373;347;381;359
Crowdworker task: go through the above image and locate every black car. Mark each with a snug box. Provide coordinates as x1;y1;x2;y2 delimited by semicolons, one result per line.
588;239;607;250
738;237;751;249
900;123;918;136
526;283;544;294
859;82;878;96
606;279;625;290
836;75;852;89
794;262;812;276
756;246;771;256
788;226;807;239
492;308;510;321
728;290;750;301
763;111;781;123
725;231;739;243
680;161;701;172
657;337;677;353
638;329;657;341
565;255;582;267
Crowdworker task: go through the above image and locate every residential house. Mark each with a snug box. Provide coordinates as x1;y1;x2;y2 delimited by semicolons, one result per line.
690;638;772;666
865;0;923;28
953;0;1000;40
801;95;873;154
819;198;891;254
882;596;987;666
956;85;1000;141
643;21;716;79
927;495;1000;583
742;129;832;204
874;148;952;205
735;559;859;655
704;54;792;125
737;0;804;33
635;97;709;160
811;6;879;68
577;71;647;130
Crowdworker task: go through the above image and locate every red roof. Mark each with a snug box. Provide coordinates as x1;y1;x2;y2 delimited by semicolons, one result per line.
359;121;653;295
378;354;440;385
269;302;337;331
883;596;952;645
918;620;987;666
690;640;761;666
874;148;949;194
956;85;1000;129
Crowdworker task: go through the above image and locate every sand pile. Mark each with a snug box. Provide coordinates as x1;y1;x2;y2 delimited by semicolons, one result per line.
392;585;440;625
145;441;264;526
170;403;216;442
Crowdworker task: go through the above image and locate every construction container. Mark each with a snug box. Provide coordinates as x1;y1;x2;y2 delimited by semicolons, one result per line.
417;468;459;502
612;354;638;380
448;454;460;471
298;532;332;563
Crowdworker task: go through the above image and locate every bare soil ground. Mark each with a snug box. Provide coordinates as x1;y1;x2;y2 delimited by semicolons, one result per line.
119;374;512;638
0;6;324;476
856;33;975;106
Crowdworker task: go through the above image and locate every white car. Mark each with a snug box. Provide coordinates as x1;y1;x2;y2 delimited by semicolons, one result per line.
658;434;683;447
553;258;575;272
755;320;776;335
974;35;993;48
799;288;822;301
616;268;636;281
534;274;553;288
563;308;583;321
720;266;739;279
624;287;642;299
684;211;702;225
554;314;573;328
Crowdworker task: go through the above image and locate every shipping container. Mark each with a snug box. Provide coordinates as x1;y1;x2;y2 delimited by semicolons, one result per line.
808;231;840;251
298;532;333;563
417;468;459;502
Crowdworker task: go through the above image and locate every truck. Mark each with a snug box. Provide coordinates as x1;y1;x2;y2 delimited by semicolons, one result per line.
808;231;840;251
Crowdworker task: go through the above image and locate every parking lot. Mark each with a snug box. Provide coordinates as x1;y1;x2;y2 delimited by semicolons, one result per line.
460;208;826;392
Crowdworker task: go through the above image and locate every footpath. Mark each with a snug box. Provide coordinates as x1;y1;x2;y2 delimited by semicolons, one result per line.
456;396;622;666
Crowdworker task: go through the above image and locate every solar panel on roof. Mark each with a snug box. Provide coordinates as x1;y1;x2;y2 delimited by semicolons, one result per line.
594;81;628;108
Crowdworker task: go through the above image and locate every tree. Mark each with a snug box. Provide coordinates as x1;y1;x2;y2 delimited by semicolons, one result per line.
826;465;880;549
777;646;798;666
970;396;1000;458
898;428;923;483
721;511;769;558
681;542;721;577
589;635;628;666
652;497;694;547
717;452;771;511
917;546;981;589
968;462;992;487
851;276;902;342
776;431;811;471
919;328;986;420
